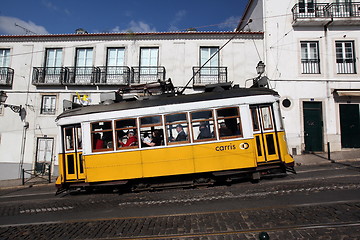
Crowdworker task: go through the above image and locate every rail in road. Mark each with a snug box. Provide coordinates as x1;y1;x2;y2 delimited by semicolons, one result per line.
0;161;359;239
0;200;360;239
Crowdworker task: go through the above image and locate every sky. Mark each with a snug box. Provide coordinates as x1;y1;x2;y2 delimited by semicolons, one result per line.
0;0;248;35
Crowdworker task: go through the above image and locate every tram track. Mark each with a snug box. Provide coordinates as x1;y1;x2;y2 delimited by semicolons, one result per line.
103;221;360;240
1;199;360;239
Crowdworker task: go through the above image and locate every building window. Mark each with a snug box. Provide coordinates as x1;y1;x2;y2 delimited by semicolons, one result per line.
74;48;93;84
35;137;54;174
45;48;62;70
200;47;219;71
105;48;126;84
140;47;159;75
0;49;10;67
336;41;356;74
301;41;320;74
299;0;315;15
41;95;56;115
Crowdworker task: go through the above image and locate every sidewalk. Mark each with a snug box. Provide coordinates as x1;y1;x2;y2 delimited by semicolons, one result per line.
0;150;359;189
294;148;360;166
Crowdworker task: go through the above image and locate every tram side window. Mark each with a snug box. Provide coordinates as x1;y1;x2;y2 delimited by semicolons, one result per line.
91;121;114;152
64;127;74;151
216;107;242;139
191;110;216;141
165;113;189;144
250;107;260;131
115;118;138;149
140;115;164;147
261;106;273;130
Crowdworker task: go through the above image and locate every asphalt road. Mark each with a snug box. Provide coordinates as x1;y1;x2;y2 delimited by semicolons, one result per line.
0;161;359;239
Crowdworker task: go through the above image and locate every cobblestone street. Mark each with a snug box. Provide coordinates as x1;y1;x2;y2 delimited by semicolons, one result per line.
1;162;360;239
1;200;360;239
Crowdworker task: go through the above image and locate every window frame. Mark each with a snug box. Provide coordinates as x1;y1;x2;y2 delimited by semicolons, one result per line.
165;112;190;145
190;109;216;142
335;41;356;74
91;121;114;152
40;95;57;115
115;118;139;150
0;49;10;67
215;107;243;140
300;41;320;74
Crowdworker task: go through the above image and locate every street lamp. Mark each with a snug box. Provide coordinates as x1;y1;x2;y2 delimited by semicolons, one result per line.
0;90;26;120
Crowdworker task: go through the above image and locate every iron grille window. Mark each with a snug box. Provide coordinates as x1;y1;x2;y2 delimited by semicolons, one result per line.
41;95;57;115
301;41;320;74
336;41;356;74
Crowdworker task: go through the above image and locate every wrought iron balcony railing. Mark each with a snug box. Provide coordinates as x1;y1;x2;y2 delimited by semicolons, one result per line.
131;66;166;84
192;67;228;86
292;3;330;21
0;67;14;86
64;67;97;85
327;2;360;18
32;67;65;85
292;2;360;25
95;66;131;85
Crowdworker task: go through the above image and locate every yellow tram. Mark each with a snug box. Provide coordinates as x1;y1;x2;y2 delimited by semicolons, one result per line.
55;84;295;192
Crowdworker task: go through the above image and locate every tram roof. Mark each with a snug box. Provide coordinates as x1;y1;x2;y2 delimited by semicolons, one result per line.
56;87;278;121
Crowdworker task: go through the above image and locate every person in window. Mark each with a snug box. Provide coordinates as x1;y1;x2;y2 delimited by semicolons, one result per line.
120;130;137;147
143;130;163;147
94;133;104;149
174;124;187;141
197;123;212;139
219;122;232;137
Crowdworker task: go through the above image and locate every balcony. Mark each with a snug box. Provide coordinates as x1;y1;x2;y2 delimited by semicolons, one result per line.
0;67;14;87
64;67;97;85
292;3;332;26
32;67;65;86
327;2;360;25
292;2;360;26
131;66;166;84
95;66;131;85
192;67;228;86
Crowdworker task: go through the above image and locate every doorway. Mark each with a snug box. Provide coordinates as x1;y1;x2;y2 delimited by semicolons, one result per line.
340;104;360;148
303;101;323;152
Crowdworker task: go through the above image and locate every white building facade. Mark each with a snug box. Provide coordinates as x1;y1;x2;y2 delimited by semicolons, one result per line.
238;0;360;155
0;31;264;180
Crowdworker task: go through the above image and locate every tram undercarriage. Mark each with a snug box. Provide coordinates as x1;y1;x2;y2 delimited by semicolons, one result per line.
56;162;295;195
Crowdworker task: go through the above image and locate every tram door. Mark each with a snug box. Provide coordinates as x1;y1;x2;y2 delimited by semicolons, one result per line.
250;105;280;163
63;125;85;181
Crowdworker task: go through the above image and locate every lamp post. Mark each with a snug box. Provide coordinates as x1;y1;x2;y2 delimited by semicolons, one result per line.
0;91;26;120
0;90;29;178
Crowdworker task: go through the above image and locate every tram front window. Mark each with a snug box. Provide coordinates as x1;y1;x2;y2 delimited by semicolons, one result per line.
166;113;189;144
